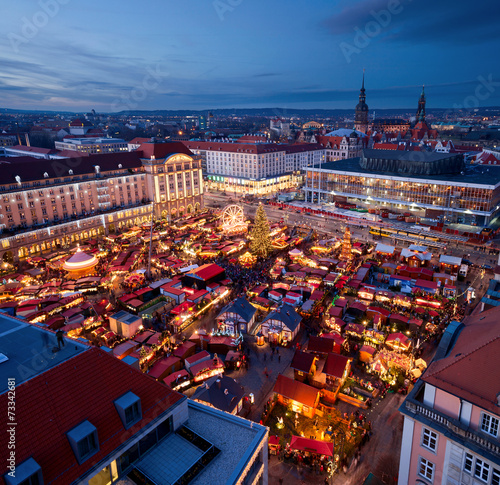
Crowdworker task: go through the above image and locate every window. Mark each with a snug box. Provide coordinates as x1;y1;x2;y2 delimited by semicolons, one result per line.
114;391;142;429
492;468;500;485
3;457;43;485
418;457;434;482
475;458;490;482
422;428;438;452
464;453;473;473
67;420;99;464
481;413;499;437
78;433;97;458
118;443;140;474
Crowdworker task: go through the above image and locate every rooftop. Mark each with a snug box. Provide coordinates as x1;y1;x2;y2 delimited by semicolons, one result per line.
422;305;500;415
187;400;267;485
0;315;86;393
311;156;500;186
0;344;184;485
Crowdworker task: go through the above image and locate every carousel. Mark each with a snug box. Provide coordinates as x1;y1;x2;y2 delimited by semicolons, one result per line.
239;251;257;267
62;249;98;277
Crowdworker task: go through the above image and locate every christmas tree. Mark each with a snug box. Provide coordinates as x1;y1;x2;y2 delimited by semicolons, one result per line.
339;226;353;261
250;203;273;258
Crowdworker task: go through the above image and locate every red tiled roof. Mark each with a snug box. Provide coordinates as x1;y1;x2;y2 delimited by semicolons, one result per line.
0;348;184;485
273;374;319;408
423;306;500;414
138;142;193;159
373;143;399;150
183;140;324;155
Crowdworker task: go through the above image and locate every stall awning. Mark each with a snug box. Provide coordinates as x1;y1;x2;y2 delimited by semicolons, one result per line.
289;436;333;457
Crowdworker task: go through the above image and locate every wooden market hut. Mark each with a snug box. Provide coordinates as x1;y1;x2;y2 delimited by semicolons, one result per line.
273;374;320;418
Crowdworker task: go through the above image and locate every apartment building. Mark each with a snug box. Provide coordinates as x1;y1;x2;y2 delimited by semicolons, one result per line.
0;142;203;262
399;306;500;485
184;140;325;195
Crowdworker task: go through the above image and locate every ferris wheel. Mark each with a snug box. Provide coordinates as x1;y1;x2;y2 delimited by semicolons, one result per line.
221;204;245;229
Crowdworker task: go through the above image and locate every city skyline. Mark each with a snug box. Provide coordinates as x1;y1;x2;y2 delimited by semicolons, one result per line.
1;0;499;112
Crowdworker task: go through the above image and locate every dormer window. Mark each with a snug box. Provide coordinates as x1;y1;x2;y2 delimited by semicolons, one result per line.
4;457;43;485
67;420;99;464
114;391;142;429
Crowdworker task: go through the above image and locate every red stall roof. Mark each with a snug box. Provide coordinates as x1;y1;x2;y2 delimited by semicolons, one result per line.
290;436;333;457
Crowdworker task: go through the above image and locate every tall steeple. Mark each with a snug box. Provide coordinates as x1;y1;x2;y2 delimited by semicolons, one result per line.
354;69;369;134
416;85;426;123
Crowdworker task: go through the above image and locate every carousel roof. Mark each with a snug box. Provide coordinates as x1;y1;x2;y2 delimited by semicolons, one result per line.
62;249;98;271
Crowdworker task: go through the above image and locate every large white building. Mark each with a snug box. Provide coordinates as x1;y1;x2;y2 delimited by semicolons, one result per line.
184;140;325;194
55;137;129;154
0;142;203;262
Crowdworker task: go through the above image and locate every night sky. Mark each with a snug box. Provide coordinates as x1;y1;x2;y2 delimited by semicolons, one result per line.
1;0;499;112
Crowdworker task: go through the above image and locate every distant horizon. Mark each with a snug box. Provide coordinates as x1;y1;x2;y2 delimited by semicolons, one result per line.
2;105;499;117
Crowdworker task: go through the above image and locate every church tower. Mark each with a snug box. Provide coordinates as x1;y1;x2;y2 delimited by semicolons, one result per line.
416;85;426;124
354;71;369;134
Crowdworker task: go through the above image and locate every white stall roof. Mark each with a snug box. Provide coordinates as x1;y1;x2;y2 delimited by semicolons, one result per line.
375;243;395;254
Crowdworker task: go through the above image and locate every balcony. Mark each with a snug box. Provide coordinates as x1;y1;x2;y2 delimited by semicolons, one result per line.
405;399;500;457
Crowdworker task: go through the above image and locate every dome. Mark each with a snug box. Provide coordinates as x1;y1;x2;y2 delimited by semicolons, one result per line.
62;249;98;272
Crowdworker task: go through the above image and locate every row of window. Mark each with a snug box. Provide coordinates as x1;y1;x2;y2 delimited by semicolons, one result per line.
419;414;500;483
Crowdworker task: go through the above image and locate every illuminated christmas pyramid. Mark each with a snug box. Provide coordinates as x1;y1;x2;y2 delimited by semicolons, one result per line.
339;226;353;261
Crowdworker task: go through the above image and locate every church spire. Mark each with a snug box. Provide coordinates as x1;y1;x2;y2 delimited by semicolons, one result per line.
355;70;369;134
416;85;426;124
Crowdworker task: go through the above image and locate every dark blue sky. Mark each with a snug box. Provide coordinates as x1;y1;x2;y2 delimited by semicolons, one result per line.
1;0;499;112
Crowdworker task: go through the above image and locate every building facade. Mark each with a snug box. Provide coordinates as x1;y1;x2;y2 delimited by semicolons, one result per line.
184;140;325;195
0;143;203;262
303;149;500;225
312;130;365;161
55;137;129;154
139;142;203;220
398;308;500;485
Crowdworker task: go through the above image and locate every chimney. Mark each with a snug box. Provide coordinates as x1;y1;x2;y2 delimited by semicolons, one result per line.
224;388;228;395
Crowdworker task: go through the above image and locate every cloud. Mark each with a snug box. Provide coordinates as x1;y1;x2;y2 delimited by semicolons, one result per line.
252;72;280;78
323;0;500;45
